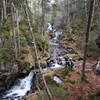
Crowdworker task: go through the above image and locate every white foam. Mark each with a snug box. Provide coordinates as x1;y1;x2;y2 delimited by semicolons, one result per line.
47;23;53;31
5;70;34;98
53;76;63;83
53;31;62;40
49;41;59;46
43;63;62;71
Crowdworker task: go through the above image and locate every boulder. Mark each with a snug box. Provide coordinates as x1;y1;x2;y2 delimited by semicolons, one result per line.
96;61;100;74
67;54;81;61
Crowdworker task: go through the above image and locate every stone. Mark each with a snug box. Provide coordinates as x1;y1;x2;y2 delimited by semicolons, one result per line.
96;61;100;74
67;54;80;60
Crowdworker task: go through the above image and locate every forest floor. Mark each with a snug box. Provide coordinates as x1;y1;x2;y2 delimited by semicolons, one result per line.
26;59;100;100
26;51;100;100
26;33;100;100
63;60;100;100
59;40;100;100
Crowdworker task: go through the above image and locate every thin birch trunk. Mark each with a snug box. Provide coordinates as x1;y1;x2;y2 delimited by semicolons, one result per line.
85;0;88;21
74;0;77;9
24;1;53;100
41;0;45;35
1;8;3;25
11;3;18;60
3;0;6;23
16;9;21;55
67;0;70;25
82;0;95;80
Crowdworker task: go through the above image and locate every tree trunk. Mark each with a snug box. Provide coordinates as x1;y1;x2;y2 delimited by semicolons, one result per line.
2;0;6;23
11;3;18;60
16;9;21;55
82;0;95;80
0;62;5;71
24;1;53;100
84;0;88;21
41;0;46;35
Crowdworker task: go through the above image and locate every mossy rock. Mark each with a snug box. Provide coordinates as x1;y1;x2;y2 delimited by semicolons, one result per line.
67;54;80;60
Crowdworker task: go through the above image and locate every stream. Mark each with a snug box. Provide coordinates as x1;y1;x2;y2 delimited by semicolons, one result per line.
0;23;74;100
0;70;36;100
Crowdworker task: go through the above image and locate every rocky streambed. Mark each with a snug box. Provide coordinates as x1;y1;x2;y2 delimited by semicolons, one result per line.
0;23;81;100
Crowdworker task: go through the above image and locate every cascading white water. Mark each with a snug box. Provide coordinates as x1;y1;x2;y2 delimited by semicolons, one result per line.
53;31;62;40
47;23;53;31
43;23;67;71
2;70;34;100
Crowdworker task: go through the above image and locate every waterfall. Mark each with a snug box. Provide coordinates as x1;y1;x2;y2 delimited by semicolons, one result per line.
53;31;62;40
47;23;53;31
1;70;35;100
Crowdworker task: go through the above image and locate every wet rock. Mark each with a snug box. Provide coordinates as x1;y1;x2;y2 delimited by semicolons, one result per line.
49;32;55;38
40;61;47;68
5;73;19;89
65;58;75;68
0;71;12;91
0;68;23;92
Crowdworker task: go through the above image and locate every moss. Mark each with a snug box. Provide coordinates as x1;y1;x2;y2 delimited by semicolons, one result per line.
68;78;81;84
59;67;73;78
20;47;29;54
40;51;51;63
36;83;67;100
45;76;58;86
62;16;100;58
76;71;81;75
36;75;67;100
35;34;49;52
27;47;35;65
16;59;30;72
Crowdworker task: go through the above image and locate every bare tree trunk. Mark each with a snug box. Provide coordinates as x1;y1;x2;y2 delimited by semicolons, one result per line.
1;8;3;25
96;0;100;31
16;9;21;55
67;0;70;25
41;0;46;35
11;3;18;60
2;0;7;23
82;0;95;80
74;0;77;9
24;1;53;100
63;0;68;25
0;62;5;71
85;0;88;21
